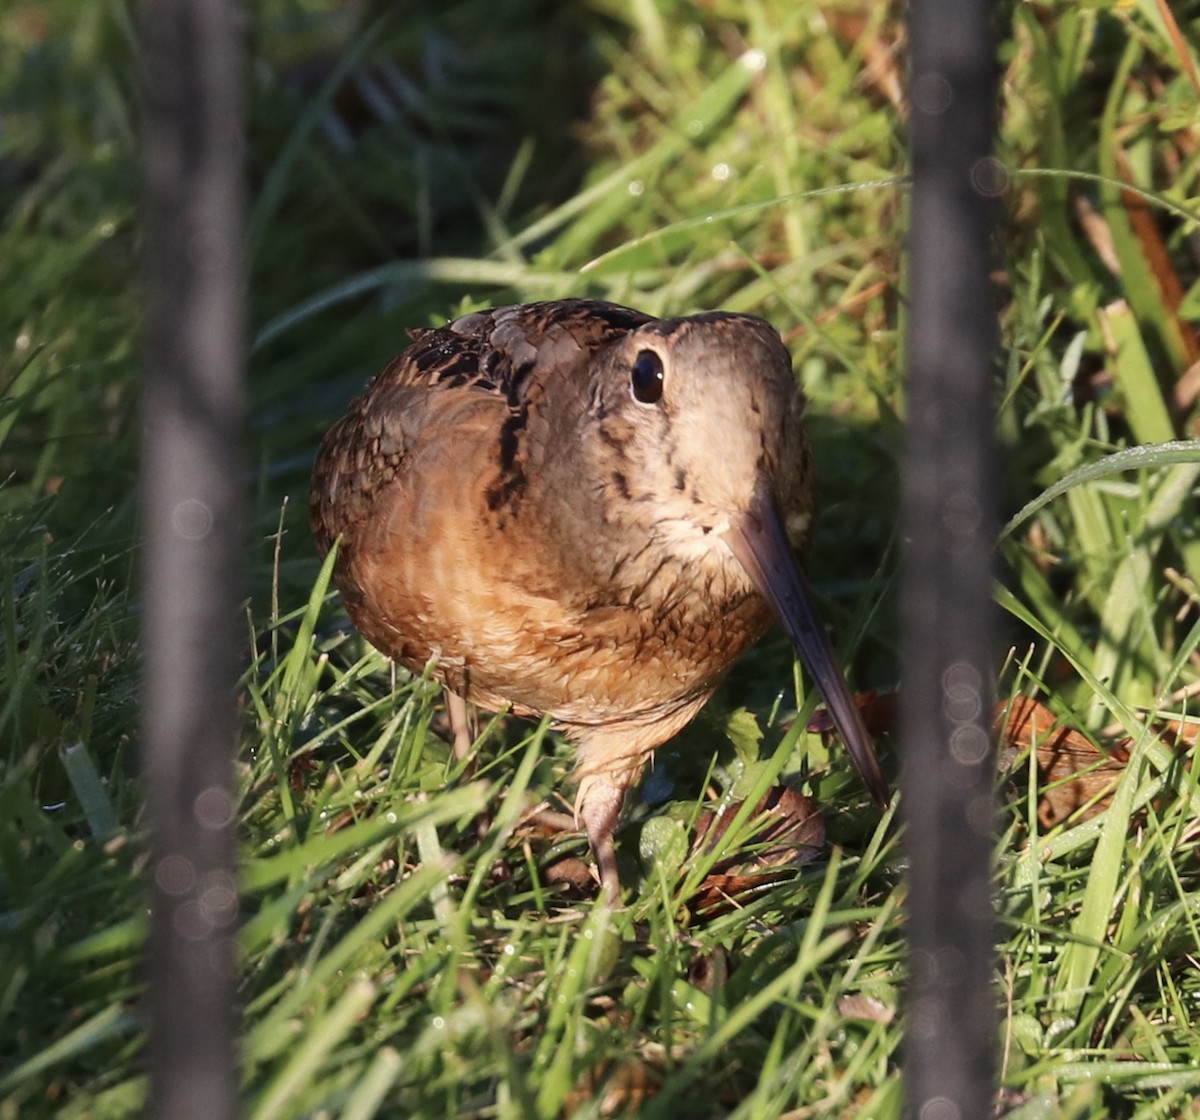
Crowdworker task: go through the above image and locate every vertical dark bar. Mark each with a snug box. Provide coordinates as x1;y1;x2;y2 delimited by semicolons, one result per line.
901;1;1000;1117
140;1;244;1117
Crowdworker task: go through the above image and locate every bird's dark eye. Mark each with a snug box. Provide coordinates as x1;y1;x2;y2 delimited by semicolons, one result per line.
630;349;664;405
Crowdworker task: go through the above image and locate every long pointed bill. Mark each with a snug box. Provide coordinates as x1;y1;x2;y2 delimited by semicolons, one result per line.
723;498;890;809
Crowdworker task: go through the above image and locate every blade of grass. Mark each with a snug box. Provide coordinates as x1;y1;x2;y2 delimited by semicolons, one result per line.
60;741;119;842
246;17;388;259
1087;461;1200;719
581;178;904;277
1051;610;1200;1012
243;858;454;1065
247;979;376;1120
240;783;484;892
1002;441;1200;539
0;1004;139;1093
1098;301;1175;446
339;1045;403;1120
533;904;620;1118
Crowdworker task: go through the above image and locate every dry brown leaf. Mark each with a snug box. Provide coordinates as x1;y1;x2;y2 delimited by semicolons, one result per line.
782;280;892;343
823;9;906;111
804;685;1190;833
686;947;730;994
1074;194;1122;276
996;696;1126;829
1172;358;1200;419
688;786;825;917
837;993;895;1024
1115;150;1200;372
1158;715;1200;750
806;689;897;738
540;855;594;896
565;1057;663;1117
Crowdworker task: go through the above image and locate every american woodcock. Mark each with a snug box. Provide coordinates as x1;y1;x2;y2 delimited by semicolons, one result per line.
310;298;889;897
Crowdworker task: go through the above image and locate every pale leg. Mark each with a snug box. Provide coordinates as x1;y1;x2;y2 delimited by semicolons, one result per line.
446;689;474;762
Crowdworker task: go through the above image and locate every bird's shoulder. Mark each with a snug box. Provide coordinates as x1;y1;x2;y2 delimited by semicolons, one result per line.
390;298;655;405
310;300;653;557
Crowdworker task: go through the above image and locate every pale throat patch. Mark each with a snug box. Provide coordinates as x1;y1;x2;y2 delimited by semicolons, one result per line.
785;510;811;545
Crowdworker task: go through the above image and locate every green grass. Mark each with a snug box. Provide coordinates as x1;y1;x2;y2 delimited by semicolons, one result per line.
3;0;1200;1116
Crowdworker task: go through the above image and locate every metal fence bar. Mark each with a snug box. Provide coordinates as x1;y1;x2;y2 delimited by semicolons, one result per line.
901;1;1001;1116
140;1;245;1116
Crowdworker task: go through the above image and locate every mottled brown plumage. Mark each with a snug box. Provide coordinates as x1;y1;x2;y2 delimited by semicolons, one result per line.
311;298;887;896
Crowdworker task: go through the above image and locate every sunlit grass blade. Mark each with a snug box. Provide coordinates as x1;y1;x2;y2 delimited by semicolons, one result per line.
1002;441;1200;539
247;979;377;1120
